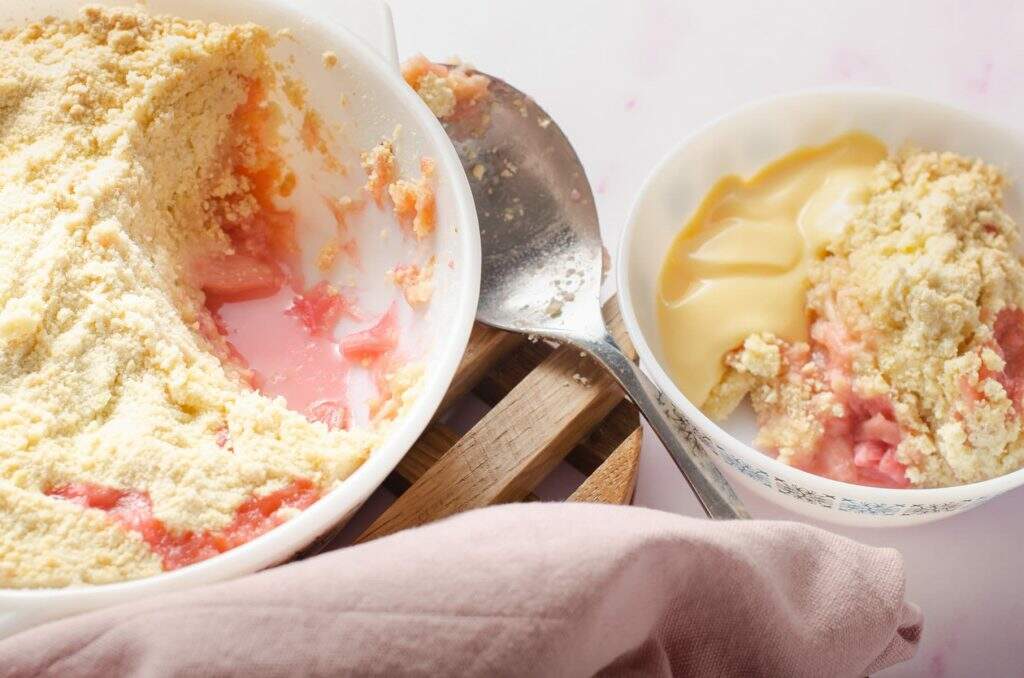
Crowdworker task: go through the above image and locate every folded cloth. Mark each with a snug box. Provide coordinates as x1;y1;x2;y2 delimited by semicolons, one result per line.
0;503;921;677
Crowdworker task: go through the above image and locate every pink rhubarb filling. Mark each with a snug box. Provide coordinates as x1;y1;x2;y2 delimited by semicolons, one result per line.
46;80;409;574
988;307;1024;409
47;480;319;571
803;317;910;488
188;83;401;432
781;306;1024;488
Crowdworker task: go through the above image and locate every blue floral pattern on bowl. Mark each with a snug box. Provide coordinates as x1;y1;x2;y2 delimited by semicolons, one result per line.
655;394;986;518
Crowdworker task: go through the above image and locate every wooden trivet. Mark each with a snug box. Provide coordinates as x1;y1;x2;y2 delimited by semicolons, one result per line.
309;296;642;552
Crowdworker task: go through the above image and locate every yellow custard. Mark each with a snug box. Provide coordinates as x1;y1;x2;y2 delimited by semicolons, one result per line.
657;132;887;406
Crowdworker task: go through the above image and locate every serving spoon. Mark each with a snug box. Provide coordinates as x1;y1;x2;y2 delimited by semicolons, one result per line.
442;71;749;520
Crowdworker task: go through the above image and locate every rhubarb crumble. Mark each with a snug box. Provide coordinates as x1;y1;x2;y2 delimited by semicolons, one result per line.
662;135;1024;488
400;55;489;121
364;54;486;304
0;7;415;588
389;257;436;307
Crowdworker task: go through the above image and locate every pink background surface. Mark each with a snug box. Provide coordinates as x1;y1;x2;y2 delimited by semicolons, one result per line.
342;2;1024;674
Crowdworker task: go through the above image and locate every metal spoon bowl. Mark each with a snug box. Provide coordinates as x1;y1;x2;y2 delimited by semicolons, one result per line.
443;71;749;519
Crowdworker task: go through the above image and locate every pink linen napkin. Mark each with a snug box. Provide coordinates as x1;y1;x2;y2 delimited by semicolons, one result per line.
0;503;921;677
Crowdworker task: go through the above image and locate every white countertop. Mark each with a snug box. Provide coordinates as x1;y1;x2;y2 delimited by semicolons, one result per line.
375;1;1024;674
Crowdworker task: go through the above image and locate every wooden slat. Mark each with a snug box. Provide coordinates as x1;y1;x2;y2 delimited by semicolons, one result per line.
568;429;642;505
379;299;640;498
384;408;640;497
394;425;460;483
438;323;523;413
564;400;640;475
470;327;639;476
473;302;636;405
383;425;460;494
356;299;631;543
473;340;552;405
358;346;621;541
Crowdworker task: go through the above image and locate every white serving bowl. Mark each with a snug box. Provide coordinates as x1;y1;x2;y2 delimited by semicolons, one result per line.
618;88;1024;528
0;0;479;636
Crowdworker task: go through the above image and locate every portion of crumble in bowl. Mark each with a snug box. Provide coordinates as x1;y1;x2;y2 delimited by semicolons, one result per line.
705;148;1024;488
0;7;434;589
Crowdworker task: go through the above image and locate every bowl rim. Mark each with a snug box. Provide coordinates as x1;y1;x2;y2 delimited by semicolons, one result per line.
616;85;1024;503
0;0;480;609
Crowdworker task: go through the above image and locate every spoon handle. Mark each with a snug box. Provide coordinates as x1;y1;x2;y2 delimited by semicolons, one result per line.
575;334;750;520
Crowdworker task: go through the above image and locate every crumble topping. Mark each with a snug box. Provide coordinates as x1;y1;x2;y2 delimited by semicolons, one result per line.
389;257;436;306
389;157;437;239
708;148;1024;487
400;55;489;120
360;136;397;206
360;138;436;240
316;238;345;273
0;7;384;588
299;108;345;174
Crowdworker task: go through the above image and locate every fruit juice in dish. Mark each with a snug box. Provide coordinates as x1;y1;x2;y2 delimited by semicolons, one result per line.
658;132;1024;489
0;7;436;589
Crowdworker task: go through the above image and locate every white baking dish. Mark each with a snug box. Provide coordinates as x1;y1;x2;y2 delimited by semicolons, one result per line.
0;0;479;636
